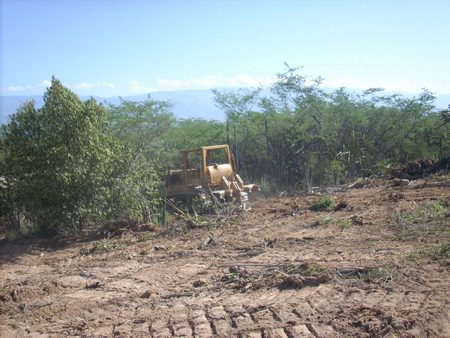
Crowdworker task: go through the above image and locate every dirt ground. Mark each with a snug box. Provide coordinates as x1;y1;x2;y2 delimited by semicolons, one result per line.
1;175;450;337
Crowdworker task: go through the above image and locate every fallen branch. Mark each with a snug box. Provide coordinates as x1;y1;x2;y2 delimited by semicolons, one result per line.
160;291;196;299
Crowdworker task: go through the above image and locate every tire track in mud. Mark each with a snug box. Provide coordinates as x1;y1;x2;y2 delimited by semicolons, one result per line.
147;297;340;338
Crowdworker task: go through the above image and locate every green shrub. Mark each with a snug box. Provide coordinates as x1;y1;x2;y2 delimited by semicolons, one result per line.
2;78;115;236
433;243;450;259
310;195;335;212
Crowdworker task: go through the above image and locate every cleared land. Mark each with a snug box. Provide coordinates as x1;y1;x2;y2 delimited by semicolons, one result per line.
1;175;449;337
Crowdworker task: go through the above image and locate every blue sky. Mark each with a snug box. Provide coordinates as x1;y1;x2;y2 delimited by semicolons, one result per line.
1;0;449;97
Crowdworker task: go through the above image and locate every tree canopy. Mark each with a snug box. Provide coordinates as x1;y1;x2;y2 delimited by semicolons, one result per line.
2;78;115;235
1;70;448;237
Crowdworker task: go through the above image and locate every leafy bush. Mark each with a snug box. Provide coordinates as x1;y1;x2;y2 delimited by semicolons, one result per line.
433;243;450;259
1;81;178;237
2;78;115;236
310;195;335;212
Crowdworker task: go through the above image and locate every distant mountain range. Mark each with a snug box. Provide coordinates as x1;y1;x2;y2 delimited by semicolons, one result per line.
0;89;225;125
1;89;449;125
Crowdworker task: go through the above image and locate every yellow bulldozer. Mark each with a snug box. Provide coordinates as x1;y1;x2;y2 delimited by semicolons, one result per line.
165;144;258;209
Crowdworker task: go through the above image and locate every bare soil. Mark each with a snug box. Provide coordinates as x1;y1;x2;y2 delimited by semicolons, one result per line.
1;175;450;337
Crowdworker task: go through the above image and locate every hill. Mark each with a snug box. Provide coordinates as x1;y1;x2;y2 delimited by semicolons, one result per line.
1;90;449;125
0;90;224;125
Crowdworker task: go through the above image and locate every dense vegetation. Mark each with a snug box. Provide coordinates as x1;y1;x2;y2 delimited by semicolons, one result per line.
1;68;449;237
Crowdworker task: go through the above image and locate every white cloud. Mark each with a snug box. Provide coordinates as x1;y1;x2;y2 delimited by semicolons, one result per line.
7;81;50;93
147;75;450;95
226;75;276;88
5;80;115;94
422;83;450;95
7;85;27;92
73;82;95;90
322;78;450;95
38;80;51;87
72;82;115;90
98;81;115;88
128;80;157;94
142;75;277;92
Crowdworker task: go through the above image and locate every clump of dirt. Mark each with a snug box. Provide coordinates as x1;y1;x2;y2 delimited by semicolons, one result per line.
219;261;334;292
387;191;404;202
334;201;348;211
349;306;408;337
281;273;331;289
391;157;450;179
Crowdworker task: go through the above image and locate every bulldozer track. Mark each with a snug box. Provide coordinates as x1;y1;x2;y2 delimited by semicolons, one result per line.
148;301;337;338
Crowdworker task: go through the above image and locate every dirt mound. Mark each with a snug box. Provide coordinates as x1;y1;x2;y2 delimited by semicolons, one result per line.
390;157;450;179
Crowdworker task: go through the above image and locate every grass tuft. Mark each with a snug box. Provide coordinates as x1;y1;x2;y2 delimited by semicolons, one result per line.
310;195;335;212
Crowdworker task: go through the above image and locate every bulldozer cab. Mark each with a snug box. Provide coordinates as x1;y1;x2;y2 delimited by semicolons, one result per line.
180;145;236;187
166;145;236;197
205;148;227;166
